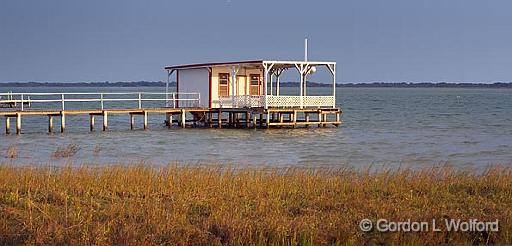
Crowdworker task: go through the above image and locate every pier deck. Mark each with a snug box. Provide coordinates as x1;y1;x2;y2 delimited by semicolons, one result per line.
0;107;341;134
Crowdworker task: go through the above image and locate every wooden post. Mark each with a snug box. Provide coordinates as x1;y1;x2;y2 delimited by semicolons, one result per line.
60;113;65;133
90;115;95;131
318;110;322;128
181;109;186;128
245;112;250;128
48;116;53;133
208;112;212;128
5;117;10;134
305;113;310;128
143;111;148;130
336;112;341;127
279;113;284;123
103;111;108;131
292;110;297;128
168;113;173;128
218;110;222;128
259;113;263;127
16;113;21;135
130;114;135;130
253;113;257;129
266;112;270;129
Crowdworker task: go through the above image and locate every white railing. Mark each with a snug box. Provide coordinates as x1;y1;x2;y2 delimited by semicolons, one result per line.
216;95;334;108
267;95;335;108
0;92;200;111
217;95;264;108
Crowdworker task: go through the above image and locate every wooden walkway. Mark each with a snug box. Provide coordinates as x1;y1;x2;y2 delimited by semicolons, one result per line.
0;107;341;134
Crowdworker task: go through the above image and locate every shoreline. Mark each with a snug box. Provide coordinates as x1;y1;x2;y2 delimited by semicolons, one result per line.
1;81;511;88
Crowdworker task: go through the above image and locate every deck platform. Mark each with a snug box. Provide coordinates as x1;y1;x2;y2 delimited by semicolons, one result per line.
0;107;341;134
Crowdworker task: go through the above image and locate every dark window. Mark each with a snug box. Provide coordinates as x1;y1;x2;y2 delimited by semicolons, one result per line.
249;74;260;95
219;73;229;97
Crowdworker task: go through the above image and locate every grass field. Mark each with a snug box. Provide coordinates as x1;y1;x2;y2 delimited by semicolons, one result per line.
0;163;511;245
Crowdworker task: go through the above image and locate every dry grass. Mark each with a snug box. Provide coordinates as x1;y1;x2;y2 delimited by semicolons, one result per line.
51;144;80;159
93;145;101;157
5;145;17;159
0;164;511;245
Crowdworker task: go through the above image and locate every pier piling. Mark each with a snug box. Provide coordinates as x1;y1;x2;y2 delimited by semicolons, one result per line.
253;114;257;129
166;113;173;128
16;113;21;135
60;113;65;133
90;115;95;131
103;111;108;131
5;117;10;134
266;112;270;129
48;116;53;133
143;111;148;130
292;110;297;128
218;110;222;128
180;109;185;128
130;114;135;130
305;113;310;128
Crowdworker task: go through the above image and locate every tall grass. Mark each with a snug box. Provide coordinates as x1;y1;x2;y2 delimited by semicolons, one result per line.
4;145;17;159
0;164;511;245
51;144;80;159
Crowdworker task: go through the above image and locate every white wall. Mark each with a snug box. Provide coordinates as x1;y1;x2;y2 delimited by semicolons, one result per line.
211;66;263;98
178;68;209;108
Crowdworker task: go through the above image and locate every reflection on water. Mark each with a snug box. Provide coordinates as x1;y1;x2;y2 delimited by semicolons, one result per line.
1;87;511;168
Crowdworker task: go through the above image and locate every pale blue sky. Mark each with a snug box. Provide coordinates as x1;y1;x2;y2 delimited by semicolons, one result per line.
0;0;511;83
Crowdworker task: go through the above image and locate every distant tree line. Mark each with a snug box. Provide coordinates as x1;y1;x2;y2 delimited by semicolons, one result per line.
0;81;511;88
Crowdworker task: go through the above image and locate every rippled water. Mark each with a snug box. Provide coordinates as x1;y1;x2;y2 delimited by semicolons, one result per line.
1;86;511;168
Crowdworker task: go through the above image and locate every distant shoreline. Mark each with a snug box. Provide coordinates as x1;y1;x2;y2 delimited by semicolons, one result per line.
0;81;511;88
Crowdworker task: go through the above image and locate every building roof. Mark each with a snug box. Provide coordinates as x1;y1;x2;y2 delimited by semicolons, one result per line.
164;60;336;70
164;60;263;70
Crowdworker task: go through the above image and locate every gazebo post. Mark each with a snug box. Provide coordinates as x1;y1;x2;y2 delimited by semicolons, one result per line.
275;68;283;96
327;63;337;109
231;65;240;108
299;64;304;109
269;72;273;96
263;64;268;109
332;64;336;108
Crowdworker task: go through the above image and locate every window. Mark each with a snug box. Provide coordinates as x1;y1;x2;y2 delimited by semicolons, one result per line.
249;74;260;95
219;73;229;97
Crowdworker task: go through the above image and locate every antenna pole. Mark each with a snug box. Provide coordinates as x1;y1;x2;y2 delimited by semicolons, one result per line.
304;38;308;61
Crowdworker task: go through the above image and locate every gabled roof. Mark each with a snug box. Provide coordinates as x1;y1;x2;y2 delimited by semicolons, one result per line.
165;60;263;70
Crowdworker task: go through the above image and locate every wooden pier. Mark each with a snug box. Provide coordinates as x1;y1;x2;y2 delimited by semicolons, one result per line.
0;107;341;134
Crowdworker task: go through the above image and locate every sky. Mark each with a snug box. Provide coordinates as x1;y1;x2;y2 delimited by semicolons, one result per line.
0;0;511;83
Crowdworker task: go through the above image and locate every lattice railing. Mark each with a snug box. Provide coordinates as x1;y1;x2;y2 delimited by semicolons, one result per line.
266;96;301;107
217;96;264;108
216;95;334;108
267;96;334;108
302;96;335;107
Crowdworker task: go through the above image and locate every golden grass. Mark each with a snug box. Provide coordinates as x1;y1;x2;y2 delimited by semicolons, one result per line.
0;164;511;245
5;145;17;159
51;144;80;159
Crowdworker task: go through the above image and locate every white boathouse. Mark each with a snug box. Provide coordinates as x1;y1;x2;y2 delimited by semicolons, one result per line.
164;60;337;110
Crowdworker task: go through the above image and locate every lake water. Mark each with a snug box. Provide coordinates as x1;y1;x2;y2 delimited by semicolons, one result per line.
1;87;511;168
